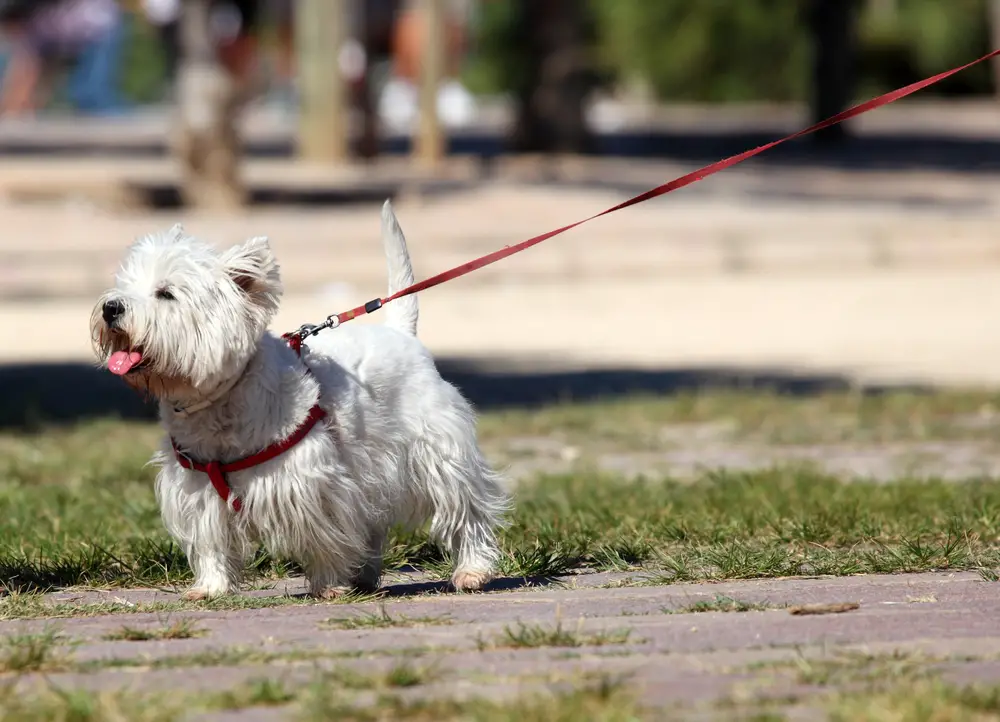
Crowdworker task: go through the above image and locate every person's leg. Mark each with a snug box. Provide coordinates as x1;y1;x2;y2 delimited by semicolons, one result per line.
216;32;256;84
0;40;41;116
216;0;260;87
67;14;127;114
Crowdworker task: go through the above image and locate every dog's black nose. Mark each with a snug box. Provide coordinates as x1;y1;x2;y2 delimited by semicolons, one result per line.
102;299;126;326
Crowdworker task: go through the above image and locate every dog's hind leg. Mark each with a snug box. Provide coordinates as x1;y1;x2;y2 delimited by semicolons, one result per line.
303;555;353;599
414;425;510;593
349;530;386;593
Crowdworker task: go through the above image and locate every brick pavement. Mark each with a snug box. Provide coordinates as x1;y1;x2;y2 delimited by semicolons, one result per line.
6;571;996;719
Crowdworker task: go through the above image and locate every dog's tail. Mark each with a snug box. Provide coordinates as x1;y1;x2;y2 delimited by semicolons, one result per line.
381;200;418;336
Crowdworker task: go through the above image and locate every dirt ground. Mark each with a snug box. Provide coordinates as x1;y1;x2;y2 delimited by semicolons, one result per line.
6;571;996;719
4;166;1000;387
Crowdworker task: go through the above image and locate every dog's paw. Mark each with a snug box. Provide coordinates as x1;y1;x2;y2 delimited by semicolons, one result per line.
312;585;350;600
451;570;491;593
182;588;212;601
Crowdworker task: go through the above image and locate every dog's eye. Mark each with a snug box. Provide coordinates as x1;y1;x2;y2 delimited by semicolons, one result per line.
155;288;175;301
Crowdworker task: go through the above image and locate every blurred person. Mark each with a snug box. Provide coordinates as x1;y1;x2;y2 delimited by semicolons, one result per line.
350;0;400;157
139;0;282;95
211;0;259;87
0;0;126;117
249;0;395;159
381;0;475;132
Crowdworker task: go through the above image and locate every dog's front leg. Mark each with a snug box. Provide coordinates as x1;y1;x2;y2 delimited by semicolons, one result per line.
184;539;243;600
157;468;244;599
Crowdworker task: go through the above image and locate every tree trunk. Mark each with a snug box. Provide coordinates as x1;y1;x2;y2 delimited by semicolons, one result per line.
510;0;595;154
416;0;446;166
172;0;245;209
296;0;349;162
989;0;1000;96
808;0;859;145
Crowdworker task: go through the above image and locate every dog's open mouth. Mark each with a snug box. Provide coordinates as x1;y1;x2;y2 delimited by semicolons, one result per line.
108;347;149;376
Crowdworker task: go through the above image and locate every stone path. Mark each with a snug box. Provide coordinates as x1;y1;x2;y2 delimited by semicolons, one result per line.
5;571;996;719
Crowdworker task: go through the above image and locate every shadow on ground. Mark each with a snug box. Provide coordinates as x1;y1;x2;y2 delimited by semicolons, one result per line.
354;575;560;598
126;178;471;210
0;358;925;431
6;128;1000;175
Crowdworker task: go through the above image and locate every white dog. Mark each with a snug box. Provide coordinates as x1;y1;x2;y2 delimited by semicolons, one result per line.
91;202;509;599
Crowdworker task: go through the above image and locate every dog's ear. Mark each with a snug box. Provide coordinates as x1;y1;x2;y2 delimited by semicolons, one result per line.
220;236;283;304
166;223;186;241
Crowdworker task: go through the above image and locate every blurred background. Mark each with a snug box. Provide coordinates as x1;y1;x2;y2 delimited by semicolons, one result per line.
3;0;1000;426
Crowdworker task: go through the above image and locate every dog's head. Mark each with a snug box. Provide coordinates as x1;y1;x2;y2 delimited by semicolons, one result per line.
90;224;282;401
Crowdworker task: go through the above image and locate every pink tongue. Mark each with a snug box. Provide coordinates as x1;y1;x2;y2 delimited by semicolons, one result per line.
108;350;143;376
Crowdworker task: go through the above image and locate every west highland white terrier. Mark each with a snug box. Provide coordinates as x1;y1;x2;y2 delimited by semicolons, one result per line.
91;202;510;600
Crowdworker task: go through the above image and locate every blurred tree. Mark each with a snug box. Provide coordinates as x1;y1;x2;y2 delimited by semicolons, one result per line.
467;0;995;104
296;0;348;162
590;0;808;102
118;10;168;104
988;0;1000;95
416;0;446;165
172;0;244;209
807;0;861;144
508;0;599;153
857;0;991;96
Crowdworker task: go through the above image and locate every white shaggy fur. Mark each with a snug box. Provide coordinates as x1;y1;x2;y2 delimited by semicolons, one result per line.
90;202;510;599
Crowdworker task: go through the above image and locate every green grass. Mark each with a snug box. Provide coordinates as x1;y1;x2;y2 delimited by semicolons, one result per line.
214;677;296;710
0;588;397;621
318;663;442;691
826;679;1000;721
103;618;204;641
476;388;1000;449
297;672;638;722
0;628;68;672
478;620;633;650
6;462;1000;603
75;644;434;673
503;469;1000;581
5;390;1000;611
749;650;935;689
727;650;995;720
0;666;639;722
323;605;453;630
0;685;183;722
666;595;777;614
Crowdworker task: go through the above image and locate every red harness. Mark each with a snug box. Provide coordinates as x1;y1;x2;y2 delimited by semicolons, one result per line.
171;333;326;512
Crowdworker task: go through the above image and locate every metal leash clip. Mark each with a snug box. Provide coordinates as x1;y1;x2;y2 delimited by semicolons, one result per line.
291;323;318;340
291;314;341;342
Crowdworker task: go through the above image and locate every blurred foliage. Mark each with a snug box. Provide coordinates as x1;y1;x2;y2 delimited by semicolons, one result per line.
34;10;170;108
461;0;524;97
589;0;810;102
463;0;996;102
32;2;999;108
119;12;169;104
857;0;992;97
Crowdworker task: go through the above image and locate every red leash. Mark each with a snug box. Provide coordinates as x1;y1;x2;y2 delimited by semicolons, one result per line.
293;48;1000;340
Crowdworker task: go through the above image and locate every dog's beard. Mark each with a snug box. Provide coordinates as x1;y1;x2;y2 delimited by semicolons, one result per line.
123;370;197;404
93;322;197;403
